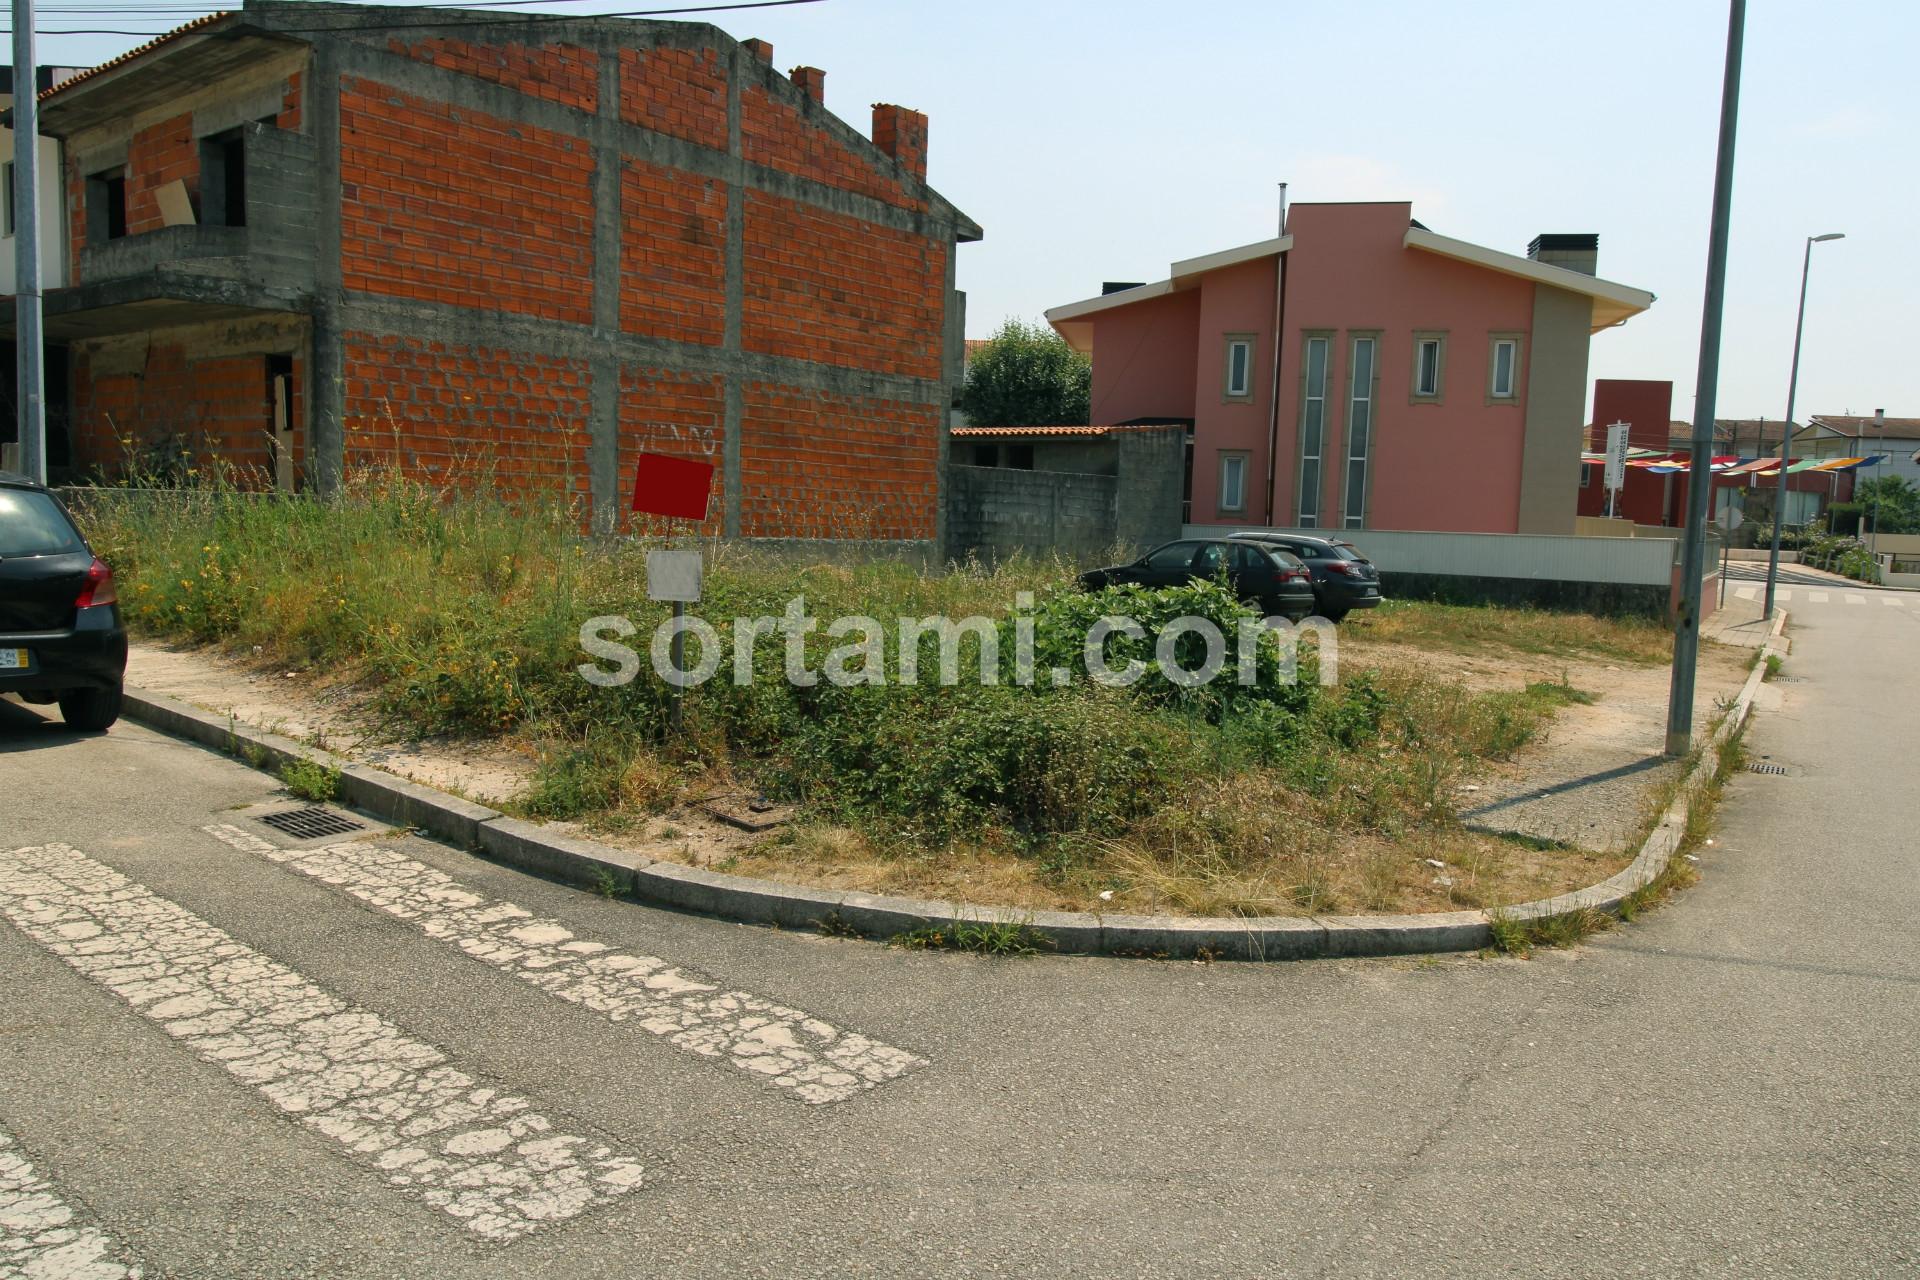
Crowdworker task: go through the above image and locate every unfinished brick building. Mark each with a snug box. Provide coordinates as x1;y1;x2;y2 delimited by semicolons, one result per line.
9;1;979;543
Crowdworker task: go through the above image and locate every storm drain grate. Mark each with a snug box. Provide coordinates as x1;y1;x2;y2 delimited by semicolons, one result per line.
258;806;367;840
1747;762;1790;776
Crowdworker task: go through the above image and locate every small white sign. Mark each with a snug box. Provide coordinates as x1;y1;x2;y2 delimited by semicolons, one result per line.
646;549;703;603
1604;421;1630;494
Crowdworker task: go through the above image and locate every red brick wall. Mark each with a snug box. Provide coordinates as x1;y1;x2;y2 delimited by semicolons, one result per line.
620;367;725;535
69;344;299;482
620;159;727;346
124;112;198;238
740;383;938;539
343;335;593;502
339;79;594;323
741;85;916;209
619;46;726;150
389;37;598;111
742;190;945;380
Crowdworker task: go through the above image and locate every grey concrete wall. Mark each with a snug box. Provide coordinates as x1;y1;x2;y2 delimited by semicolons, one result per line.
945;465;1118;565
1112;426;1186;554
1516;284;1591;535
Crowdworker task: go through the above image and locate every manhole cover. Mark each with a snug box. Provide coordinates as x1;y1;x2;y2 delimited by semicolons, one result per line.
1747;762;1789;776
258;806;367;840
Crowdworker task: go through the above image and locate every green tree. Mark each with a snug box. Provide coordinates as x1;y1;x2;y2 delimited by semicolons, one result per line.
1853;474;1920;534
959;319;1092;427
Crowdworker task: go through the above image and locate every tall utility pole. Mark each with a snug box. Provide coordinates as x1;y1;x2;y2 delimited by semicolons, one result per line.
1666;0;1747;759
1763;232;1845;616
11;0;48;482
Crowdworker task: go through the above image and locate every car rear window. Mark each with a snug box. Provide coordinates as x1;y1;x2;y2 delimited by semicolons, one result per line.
1331;543;1367;561
0;488;85;557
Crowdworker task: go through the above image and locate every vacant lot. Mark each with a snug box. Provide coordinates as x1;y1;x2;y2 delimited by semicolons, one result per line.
85;476;1714;919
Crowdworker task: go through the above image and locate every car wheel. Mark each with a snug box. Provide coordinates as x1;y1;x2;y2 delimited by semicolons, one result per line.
58;683;123;732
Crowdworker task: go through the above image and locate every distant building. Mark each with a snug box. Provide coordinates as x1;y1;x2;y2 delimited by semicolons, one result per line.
1045;202;1654;535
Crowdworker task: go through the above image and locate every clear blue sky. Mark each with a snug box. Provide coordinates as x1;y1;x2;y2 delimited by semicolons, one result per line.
21;0;1917;421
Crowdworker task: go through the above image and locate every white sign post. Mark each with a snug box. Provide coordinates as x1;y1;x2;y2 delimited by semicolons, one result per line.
647;549;703;728
1604;421;1630;518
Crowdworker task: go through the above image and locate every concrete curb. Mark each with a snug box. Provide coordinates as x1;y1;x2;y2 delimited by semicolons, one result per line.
122;623;1786;962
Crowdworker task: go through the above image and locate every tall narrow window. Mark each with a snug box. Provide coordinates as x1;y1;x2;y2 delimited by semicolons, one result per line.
1298;335;1328;527
1344;336;1375;528
1224;336;1254;401
1482;337;1512;397
2;161;14;237
1413;337;1442;399
199;129;247;227
86;168;127;241
1219;452;1248;513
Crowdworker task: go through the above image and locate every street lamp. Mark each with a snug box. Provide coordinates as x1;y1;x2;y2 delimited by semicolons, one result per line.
1763;231;1845;617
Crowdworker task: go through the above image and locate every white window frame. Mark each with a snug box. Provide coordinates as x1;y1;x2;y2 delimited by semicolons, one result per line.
1482;339;1512;401
1343;335;1376;529
1224;336;1255;401
1218;451;1248;514
1414;338;1442;399
1298;334;1329;527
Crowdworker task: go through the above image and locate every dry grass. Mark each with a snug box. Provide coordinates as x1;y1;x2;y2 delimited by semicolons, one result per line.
1340;600;1673;666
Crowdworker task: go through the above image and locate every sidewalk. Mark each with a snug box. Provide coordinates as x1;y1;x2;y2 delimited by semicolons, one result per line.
1701;594;1776;649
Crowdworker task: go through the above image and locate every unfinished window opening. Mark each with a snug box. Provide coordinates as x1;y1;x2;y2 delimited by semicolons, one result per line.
87;168;127;241
1005;444;1035;471
267;354;295;491
971;444;998;467
200;129;247;227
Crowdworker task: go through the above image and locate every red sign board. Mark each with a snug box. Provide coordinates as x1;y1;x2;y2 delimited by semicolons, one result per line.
631;452;716;522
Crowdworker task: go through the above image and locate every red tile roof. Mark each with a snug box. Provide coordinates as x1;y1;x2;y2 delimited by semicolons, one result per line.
951;424;1176;438
39;11;232;102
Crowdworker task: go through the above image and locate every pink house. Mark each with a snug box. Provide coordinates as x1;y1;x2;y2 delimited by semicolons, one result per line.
1045;202;1655;534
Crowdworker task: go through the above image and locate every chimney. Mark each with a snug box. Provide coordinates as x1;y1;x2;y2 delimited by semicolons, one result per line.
871;103;927;180
1527;233;1599;276
742;38;773;63
791;66;825;104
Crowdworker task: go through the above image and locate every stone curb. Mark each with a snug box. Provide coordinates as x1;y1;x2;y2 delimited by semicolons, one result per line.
120;623;1785;962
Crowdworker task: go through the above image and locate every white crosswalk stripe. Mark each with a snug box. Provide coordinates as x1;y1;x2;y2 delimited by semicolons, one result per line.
0;1128;142;1279
1846;593;1866;605
203;824;925;1105
0;844;647;1243
1884;595;1904;606
1735;586;1757;601
1810;591;1828;603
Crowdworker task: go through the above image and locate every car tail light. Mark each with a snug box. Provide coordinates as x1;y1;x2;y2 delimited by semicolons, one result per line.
75;558;118;608
1275;568;1310;584
1323;560;1358;577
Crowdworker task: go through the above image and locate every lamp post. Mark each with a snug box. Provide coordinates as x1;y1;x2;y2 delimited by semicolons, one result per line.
1763;231;1845;617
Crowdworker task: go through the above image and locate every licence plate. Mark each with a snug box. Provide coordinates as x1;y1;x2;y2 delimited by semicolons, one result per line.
0;648;27;669
1363;587;1378;596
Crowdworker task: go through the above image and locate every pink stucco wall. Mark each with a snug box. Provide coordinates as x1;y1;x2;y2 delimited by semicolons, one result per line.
1188;258;1279;523
1272;203;1536;532
1086;288;1201;426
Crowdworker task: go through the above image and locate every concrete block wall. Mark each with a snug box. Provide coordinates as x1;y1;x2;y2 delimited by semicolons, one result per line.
1112;427;1186;553
946;464;1120;565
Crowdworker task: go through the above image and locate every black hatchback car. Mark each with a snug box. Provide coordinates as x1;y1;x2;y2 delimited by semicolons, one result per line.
1230;531;1384;621
0;473;127;730
1079;537;1317;620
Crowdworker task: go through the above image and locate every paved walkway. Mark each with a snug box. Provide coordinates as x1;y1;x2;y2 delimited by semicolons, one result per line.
1;588;1915;1276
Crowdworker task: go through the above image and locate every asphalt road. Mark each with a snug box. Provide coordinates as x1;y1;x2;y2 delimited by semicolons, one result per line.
1;587;1915;1278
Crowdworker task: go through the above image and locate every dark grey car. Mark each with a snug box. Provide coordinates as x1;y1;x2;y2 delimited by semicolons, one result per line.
0;473;128;730
1229;532;1384;621
1079;537;1318;620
